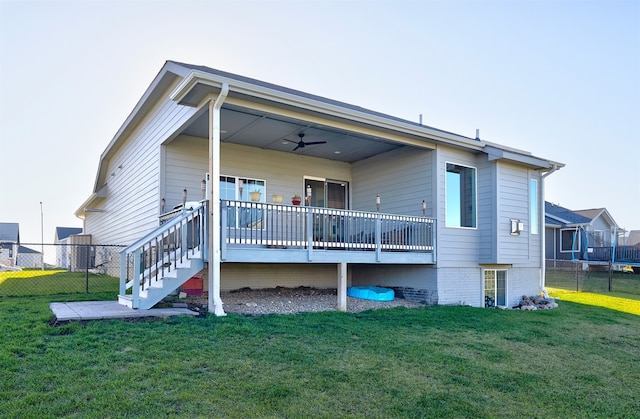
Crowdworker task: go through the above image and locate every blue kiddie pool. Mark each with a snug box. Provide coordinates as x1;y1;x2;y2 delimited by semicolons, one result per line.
347;286;395;301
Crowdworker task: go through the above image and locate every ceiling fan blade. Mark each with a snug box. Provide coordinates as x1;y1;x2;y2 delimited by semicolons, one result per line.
302;141;327;146
292;143;303;151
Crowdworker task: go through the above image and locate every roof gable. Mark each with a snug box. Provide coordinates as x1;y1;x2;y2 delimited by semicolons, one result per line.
0;223;19;242
574;207;619;229
56;227;83;241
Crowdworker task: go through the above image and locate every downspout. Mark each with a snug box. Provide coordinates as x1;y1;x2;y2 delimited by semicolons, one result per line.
208;83;229;316
540;164;558;295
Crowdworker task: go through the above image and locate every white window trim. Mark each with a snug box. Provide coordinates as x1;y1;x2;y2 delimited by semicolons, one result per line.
483;269;508;308
444;161;478;230
221;174;267;230
530;178;539;235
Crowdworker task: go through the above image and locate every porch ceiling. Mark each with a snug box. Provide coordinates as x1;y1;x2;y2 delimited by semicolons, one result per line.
179;105;406;163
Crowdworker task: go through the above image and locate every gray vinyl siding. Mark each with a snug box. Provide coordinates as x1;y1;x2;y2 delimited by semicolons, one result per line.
587;215;613;247
436;145;479;267
164;138;353;207
496;161;529;263
478;157;496;262
351;147;433;216
84;78;198;245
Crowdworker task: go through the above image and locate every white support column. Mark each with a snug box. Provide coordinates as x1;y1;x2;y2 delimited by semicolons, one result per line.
337;262;347;311
208;84;229;316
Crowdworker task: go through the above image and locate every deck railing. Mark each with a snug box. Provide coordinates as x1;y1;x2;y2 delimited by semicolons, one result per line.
120;202;206;306
221;200;435;253
588;246;640;264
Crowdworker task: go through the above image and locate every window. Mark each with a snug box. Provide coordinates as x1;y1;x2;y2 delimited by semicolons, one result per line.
592;231;605;247
560;229;580;252
220;175;265;228
484;269;507;308
446;163;476;228
530;179;538;235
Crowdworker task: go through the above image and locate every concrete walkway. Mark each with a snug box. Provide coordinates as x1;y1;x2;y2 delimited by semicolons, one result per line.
50;301;198;321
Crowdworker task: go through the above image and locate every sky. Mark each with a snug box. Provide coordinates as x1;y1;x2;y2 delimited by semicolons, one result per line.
1;0;639;253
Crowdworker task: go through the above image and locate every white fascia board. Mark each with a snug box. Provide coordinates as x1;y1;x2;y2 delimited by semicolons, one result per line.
169;70;486;151
484;145;560;169
74;193;97;218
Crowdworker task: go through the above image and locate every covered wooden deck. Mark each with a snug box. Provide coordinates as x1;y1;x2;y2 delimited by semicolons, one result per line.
220;200;436;264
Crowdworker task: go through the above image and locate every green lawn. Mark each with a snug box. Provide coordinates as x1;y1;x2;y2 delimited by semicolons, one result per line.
0;269;119;296
1;291;639;418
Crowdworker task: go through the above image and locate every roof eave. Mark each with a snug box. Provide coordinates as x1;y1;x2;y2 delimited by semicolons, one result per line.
169;69;486;152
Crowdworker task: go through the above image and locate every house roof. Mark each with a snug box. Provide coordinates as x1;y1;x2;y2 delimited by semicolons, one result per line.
545;202;591;227
18;245;41;254
79;61;565;216
573;207;619;229
56;227;83;241
625;230;640;246
0;223;19;243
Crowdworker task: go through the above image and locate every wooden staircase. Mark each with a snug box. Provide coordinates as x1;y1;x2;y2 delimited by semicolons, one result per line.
118;202;207;310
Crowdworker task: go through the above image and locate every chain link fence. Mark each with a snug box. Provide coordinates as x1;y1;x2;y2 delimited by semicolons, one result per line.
0;243;126;297
546;259;640;296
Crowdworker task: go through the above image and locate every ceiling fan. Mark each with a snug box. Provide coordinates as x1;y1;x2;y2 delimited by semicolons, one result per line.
292;133;326;151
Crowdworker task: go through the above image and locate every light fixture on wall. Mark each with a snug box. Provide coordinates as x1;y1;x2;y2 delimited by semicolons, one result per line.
201;179;206;200
422;200;426;216
511;219;524;235
376;194;381;212
183;188;187;207
161;198;166;212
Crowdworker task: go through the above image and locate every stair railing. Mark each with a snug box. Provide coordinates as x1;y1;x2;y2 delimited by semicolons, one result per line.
119;201;207;307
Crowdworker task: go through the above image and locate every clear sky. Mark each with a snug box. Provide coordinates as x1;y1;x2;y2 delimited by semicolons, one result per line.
1;0;639;252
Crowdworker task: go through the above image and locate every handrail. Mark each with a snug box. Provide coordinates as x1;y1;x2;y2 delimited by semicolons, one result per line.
119;202;207;305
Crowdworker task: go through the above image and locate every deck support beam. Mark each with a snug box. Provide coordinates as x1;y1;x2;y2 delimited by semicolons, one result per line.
337;262;347;311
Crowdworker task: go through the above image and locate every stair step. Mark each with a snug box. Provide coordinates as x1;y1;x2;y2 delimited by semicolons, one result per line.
118;295;133;308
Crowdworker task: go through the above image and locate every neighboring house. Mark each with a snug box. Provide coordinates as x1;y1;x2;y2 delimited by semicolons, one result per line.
16;245;43;268
545;203;639;265
573;208;620;250
76;60;564;313
55;227;83;269
0;222;20;267
626;230;640;247
545;202;592;261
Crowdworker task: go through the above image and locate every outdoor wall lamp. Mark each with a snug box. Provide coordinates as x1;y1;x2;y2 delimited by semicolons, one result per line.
201;179;206;200
511;219;524;235
183;188;187;207
376;194;381;212
422;200;426;216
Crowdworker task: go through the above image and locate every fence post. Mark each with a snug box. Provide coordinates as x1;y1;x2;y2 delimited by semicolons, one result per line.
85;244;90;294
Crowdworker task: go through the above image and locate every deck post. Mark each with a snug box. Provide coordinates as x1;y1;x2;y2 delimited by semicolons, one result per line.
338;262;347;311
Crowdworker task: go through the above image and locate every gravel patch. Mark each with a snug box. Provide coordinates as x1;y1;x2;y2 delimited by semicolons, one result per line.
188;287;425;316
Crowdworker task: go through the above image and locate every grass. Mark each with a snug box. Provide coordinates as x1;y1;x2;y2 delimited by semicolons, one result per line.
0;269;119;296
546;268;640;295
2;290;640;417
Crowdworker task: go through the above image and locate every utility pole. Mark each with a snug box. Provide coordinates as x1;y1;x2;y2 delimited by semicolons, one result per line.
40;201;44;270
